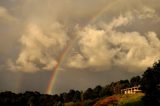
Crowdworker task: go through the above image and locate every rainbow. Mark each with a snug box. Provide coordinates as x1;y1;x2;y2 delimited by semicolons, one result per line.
46;0;120;94
46;36;79;94
46;42;71;94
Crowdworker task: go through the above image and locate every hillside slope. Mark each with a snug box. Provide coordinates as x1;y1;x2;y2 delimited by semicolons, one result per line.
93;93;144;106
118;93;144;106
93;95;120;106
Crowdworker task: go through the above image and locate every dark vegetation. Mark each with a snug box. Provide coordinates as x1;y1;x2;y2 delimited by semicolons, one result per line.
141;60;160;106
0;60;160;106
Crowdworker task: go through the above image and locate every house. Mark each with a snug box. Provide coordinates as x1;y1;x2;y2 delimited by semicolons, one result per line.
121;86;142;94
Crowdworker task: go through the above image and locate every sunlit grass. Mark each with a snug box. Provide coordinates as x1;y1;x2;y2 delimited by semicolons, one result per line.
117;93;144;106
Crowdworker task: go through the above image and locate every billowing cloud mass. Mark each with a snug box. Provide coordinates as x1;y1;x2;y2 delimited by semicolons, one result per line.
67;11;160;72
9;6;160;72
0;0;159;73
8;23;69;72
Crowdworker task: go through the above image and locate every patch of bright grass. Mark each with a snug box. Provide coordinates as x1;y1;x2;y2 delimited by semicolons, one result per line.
117;93;144;106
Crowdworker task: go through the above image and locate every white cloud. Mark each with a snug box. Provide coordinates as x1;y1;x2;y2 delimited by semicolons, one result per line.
107;13;133;30
8;23;69;72
111;31;160;69
67;53;86;68
5;2;160;73
80;28;110;67
67;13;160;72
133;6;160;21
0;6;16;22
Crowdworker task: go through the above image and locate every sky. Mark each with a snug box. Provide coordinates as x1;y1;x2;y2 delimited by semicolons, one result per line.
0;0;160;94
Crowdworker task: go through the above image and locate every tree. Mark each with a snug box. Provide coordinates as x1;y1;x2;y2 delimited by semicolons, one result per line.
62;89;76;102
130;76;141;87
72;90;81;102
83;88;94;100
113;80;130;94
99;85;113;97
120;80;130;89
141;60;160;106
92;85;102;99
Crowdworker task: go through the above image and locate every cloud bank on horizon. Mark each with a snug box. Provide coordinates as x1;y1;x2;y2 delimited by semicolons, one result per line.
0;0;160;73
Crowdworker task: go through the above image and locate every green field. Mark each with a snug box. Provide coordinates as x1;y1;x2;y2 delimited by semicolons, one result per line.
117;93;144;106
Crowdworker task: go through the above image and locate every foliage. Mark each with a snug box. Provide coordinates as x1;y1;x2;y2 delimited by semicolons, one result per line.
141;60;160;106
5;60;160;106
130;76;141;87
113;80;130;94
83;88;94;100
0;91;63;106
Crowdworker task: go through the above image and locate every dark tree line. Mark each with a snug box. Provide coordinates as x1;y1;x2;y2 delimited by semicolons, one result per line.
0;91;64;106
1;60;160;106
83;76;141;100
0;75;141;106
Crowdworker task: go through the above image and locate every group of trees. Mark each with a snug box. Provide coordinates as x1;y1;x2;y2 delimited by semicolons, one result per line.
95;60;160;106
0;60;160;106
83;75;141;100
0;75;141;106
60;90;81;103
65;75;141;102
60;76;141;102
141;60;160;106
0;91;64;106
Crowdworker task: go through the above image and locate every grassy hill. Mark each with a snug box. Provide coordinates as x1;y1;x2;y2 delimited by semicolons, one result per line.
117;93;144;106
94;93;144;106
64;93;144;106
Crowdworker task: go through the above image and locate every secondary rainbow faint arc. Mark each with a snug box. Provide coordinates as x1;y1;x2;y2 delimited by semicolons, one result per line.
46;0;120;94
